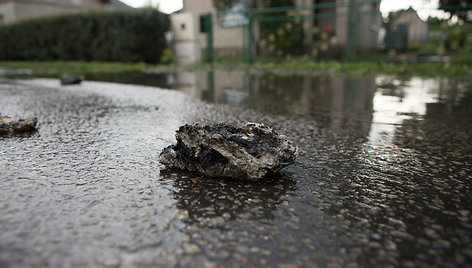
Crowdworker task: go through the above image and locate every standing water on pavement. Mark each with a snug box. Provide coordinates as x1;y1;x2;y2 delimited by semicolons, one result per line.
0;71;471;267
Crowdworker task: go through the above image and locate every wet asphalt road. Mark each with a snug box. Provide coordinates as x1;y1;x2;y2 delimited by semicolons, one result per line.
1;77;471;267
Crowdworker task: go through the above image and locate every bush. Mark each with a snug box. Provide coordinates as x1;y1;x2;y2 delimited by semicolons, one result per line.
0;8;169;63
259;0;304;57
160;48;174;64
445;25;466;52
417;42;442;57
452;45;472;64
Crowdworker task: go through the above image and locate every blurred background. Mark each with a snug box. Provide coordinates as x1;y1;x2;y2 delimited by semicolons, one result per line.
0;0;470;65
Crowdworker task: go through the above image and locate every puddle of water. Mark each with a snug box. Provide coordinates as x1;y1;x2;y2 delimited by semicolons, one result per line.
1;72;471;267
89;69;472;154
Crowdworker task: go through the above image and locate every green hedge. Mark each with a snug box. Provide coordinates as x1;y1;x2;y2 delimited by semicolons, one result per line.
0;9;169;63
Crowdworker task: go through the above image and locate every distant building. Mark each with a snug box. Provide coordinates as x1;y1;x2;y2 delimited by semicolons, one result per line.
0;0;129;24
391;7;429;45
178;0;245;56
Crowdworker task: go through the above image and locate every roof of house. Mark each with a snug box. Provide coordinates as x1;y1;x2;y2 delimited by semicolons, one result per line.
393;6;426;23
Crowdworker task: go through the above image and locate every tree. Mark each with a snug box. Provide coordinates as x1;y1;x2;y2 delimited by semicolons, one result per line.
438;0;472;22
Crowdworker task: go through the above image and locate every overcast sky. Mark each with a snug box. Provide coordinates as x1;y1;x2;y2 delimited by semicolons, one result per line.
380;0;447;20
121;0;446;20
121;0;182;13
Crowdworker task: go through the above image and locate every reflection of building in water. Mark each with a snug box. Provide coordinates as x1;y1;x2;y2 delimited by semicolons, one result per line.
173;70;376;138
369;76;438;144
173;69;248;104
392;78;472;154
283;74;375;137
327;77;375;136
172;71;471;153
173;71;202;98
223;88;249;105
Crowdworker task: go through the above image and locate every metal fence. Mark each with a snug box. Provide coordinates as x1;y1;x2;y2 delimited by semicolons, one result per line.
198;2;472;64
199;0;382;63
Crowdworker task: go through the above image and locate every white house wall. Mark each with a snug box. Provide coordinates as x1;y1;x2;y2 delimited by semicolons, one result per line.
395;12;428;44
0;2;16;23
14;2;84;21
356;2;381;52
0;0;103;24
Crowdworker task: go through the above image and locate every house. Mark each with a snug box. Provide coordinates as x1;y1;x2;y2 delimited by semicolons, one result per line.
0;0;129;24
390;7;429;45
179;0;246;56
174;0;381;59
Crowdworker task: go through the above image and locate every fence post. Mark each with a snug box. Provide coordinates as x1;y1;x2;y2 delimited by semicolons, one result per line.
345;0;357;61
246;10;254;64
202;13;213;62
206;70;214;101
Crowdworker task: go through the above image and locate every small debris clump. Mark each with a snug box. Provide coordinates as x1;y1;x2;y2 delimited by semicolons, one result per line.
60;74;84;85
159;122;298;181
0;115;37;137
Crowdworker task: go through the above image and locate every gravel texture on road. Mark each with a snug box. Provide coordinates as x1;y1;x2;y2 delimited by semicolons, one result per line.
1;78;471;267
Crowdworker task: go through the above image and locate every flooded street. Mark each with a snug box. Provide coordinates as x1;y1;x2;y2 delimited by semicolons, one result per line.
1;71;471;267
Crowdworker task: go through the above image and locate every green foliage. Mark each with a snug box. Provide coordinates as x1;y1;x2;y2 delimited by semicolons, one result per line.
438;0;472;22
452;45;472;63
0;9;169;63
414;19;470;57
259;0;304;56
445;25;467;51
196;56;472;78
417;42;442;57
2;57;472;79
160;48;174;64
0;61;147;77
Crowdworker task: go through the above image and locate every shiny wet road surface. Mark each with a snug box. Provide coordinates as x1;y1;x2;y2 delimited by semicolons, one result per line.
1;74;471;267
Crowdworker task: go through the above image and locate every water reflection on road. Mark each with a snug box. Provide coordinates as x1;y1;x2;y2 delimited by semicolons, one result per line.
132;69;470;155
1;70;471;267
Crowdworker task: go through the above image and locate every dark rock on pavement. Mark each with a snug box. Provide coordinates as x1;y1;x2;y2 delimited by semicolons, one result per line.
60;74;84;85
0;115;37;137
159;122;298;181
